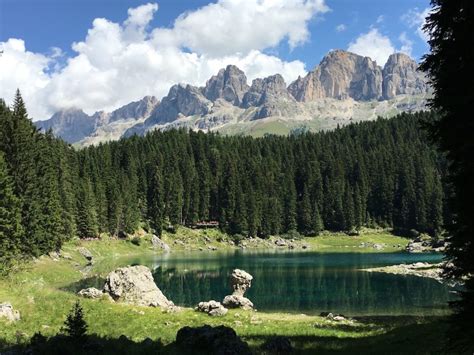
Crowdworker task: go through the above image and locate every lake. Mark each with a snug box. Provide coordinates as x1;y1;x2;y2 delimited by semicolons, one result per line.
117;251;454;316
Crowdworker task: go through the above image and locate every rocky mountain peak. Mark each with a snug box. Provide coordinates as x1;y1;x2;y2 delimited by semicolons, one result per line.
288;49;383;102
203;64;249;105
382;53;429;99
109;95;159;122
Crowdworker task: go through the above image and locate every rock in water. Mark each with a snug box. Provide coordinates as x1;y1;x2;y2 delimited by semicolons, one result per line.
0;303;20;322
196;301;228;317
103;265;174;308
229;269;253;296
78;287;104;299
222;269;254;310
151;235;171;252
175;325;251;355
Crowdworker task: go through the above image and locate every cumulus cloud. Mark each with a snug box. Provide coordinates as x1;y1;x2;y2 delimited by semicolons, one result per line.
335;24;346;32
401;7;431;42
0;1;328;120
347;28;395;66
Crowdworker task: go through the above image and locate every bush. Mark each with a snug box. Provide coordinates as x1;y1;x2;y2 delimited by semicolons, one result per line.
281;230;302;240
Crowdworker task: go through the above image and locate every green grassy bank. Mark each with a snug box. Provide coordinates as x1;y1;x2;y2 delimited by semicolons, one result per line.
0;229;448;353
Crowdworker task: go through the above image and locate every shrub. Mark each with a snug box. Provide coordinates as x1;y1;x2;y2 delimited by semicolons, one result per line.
131;236;141;246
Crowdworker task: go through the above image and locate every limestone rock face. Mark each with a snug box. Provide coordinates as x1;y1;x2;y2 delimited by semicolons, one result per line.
289;50;383;101
103;265;174;308
242;74;297;119
108;96;159;122
229;269;253;296
222;269;254;310
196;300;228;316
203;65;249;105
146;84;212;125
151;235;171;252
382;53;429;99
0;303;20;322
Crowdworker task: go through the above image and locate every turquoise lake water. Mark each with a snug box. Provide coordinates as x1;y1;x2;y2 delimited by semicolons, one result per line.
118;251;455;316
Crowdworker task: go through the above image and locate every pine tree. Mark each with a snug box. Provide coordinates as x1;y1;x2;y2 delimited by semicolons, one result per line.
63;301;88;340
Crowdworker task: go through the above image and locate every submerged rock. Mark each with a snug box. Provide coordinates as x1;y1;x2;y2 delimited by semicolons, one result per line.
175;325;251;355
0;303;20;322
196;300;228;317
103;265;174;308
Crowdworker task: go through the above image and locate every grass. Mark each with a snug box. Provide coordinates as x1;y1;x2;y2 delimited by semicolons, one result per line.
0;228;447;353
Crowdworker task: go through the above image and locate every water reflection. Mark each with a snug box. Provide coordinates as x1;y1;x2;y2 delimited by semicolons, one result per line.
112;251;455;316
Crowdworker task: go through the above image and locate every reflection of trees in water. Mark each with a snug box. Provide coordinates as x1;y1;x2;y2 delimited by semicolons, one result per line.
153;259;453;315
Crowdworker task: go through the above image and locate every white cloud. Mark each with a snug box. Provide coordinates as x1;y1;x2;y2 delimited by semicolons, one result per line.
152;0;329;56
376;15;384;24
336;24;346;32
347;28;395;66
402;7;431;42
398;32;413;57
0;1;327;120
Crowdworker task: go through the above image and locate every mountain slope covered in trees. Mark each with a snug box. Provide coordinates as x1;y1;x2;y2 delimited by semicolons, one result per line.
0;92;446;268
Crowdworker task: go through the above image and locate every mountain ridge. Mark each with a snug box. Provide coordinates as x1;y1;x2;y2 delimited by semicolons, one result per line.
35;49;430;146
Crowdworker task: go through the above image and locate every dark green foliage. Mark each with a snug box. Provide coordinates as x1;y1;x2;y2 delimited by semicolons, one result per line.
0;91;448;266
420;0;474;351
63;301;88;340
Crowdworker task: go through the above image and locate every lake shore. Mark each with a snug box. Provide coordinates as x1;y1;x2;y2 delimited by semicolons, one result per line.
0;229;450;354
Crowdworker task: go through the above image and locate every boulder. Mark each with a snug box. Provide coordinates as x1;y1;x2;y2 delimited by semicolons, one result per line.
77;247;93;262
175;325;251;355
78;287;104;299
196;301;228;317
103;265;174;308
151;235;171;252
261;336;294;354
0;303;20;322
229;269;253;296
274;238;287;247
406;241;428;253
222;295;254;310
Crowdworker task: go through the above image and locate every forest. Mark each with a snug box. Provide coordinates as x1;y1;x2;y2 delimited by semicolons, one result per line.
0;91;447;265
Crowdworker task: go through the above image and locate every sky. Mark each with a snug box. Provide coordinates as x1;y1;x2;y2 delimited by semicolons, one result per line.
0;0;432;120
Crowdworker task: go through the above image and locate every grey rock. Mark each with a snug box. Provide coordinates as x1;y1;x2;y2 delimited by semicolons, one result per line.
77;247;93;261
222;295;254;310
0;303;20;322
242;74;296;119
145;84;212;125
289;50;383;101
35;108;96;144
203;65;249;105
151;235;170;252
103;265;174;308
175;325;251;355
229;269;253;296
382;53;429;99
196;300;228;317
108;96;159;123
274;238;287;247
78;287;103;299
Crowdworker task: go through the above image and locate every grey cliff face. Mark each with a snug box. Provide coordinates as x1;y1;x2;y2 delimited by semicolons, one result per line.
109;96;159;122
382;53;429;99
203;65;250;105
242;74;296;119
288;50;383;101
146;84;211;125
36;108;96;144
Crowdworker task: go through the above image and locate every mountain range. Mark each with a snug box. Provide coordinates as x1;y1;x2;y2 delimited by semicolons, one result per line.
35;50;430;146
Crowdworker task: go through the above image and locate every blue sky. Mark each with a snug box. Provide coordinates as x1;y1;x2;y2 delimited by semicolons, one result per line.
0;0;432;119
